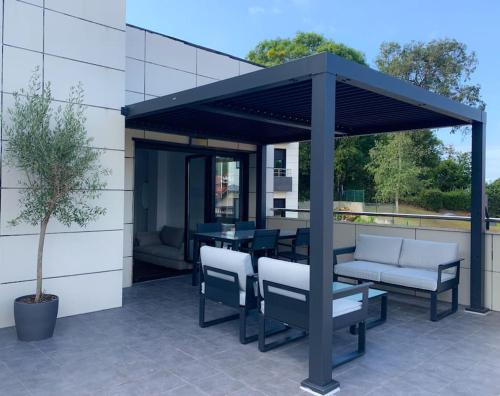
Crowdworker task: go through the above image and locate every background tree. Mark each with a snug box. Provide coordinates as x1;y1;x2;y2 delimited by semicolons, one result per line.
368;38;483;208
433;148;471;191
247;32;366;66
4;72;109;303
247;32;372;201
487;180;500;218
367;133;422;212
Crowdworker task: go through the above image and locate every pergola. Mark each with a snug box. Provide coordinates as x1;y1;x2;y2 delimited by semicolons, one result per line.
122;52;487;395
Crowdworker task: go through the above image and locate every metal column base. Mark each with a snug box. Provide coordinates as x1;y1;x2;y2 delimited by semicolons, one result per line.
300;379;340;396
465;306;490;315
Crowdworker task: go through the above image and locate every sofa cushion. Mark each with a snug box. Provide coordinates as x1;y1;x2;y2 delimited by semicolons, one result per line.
135;231;161;247
334;260;396;282
399;239;459;271
380;267;455;291
134;244;184;260
159;226;184;249
200;246;254;292
353;234;403;265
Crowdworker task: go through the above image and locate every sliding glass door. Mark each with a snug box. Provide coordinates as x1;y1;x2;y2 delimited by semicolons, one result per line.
213;156;242;224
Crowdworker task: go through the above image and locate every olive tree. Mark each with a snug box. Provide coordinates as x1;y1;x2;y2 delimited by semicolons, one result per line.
4;71;109;303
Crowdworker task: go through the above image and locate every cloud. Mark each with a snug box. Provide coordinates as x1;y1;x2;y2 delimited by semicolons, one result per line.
248;4;282;16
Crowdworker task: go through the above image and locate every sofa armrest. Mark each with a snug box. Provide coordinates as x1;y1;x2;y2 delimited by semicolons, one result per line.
333;246;356;265
437;258;463;287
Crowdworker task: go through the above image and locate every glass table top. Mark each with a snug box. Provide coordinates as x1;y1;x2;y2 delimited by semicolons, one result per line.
333;281;387;300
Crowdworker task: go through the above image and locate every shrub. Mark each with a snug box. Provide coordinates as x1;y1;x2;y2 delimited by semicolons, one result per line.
418;189;443;211
442;190;470;211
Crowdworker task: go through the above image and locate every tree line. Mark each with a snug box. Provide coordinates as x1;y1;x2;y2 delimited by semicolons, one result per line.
247;33;498;216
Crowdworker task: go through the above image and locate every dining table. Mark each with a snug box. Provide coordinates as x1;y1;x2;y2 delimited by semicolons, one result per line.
192;228;296;285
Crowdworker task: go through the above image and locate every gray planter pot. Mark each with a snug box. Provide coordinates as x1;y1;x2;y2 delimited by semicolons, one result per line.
14;294;59;341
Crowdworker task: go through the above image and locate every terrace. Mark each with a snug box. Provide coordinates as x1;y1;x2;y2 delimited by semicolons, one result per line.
121;52;488;394
1;275;499;395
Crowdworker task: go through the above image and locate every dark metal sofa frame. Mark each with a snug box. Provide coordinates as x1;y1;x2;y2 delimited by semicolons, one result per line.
333;246;462;322
258;280;371;369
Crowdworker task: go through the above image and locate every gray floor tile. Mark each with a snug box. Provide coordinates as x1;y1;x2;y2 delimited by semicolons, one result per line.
1;275;500;396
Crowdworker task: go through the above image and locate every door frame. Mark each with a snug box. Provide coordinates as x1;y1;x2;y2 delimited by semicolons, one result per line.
133;139;250;262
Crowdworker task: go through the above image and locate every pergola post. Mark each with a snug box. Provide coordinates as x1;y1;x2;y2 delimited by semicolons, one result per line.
467;120;488;313
301;73;339;395
256;145;267;229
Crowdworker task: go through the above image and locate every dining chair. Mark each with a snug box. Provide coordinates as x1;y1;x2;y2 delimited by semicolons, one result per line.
235;221;256;231
278;228;310;264
196;222;223;247
247;229;280;270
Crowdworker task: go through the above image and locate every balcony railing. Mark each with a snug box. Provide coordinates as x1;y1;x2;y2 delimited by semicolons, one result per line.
273;168;292;177
269;208;500;230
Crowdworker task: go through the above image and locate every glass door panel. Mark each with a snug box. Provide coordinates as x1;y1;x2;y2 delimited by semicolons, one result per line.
214;156;241;224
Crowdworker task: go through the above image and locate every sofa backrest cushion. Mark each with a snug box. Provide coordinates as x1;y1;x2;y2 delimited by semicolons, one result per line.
258;257;309;300
135;231;161;247
399;239;459;271
353;234;403;266
200;246;253;291
159;226;184;249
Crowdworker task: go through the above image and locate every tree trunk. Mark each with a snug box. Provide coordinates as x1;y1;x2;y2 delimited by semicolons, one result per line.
35;217;49;303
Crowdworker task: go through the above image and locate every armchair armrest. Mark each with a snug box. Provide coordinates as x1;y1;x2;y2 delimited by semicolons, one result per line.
332;282;372;307
333;246;356;265
437;258;463;285
245;273;259;308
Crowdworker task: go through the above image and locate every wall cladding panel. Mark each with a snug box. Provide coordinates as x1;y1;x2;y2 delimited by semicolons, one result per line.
3;0;43;52
45;10;125;70
44;0;126;30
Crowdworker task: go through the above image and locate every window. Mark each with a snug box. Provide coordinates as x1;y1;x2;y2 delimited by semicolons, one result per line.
274;149;286;170
274;198;286;217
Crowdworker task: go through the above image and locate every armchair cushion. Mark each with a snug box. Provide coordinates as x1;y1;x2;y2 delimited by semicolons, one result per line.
200;246;254;292
399;239;458;272
334;260;396;282
353;234;403;265
258;257;309;299
380;267;455;291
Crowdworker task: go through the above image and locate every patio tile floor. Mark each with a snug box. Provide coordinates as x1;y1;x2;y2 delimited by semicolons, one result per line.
1;275;500;395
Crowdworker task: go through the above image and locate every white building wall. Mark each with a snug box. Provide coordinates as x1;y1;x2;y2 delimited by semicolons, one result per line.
0;0;126;328
123;25;262;287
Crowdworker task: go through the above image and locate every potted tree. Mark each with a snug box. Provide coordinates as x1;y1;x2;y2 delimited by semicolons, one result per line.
4;71;109;341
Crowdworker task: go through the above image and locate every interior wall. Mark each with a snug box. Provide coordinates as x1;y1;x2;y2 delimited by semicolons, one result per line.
156;151;188;230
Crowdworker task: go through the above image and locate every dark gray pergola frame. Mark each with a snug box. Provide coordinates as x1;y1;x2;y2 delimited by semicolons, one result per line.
122;52;487;394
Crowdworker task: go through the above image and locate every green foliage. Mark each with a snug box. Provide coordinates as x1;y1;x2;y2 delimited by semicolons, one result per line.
367;133;422;210
442;190;470;211
248;32;368;202
4;71;109;228
433;149;471;191
376;39;484;111
246;32;366;67
418;189;444;212
487;179;500;218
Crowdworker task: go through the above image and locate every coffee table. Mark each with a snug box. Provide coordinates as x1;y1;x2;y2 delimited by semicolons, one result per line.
333;281;388;333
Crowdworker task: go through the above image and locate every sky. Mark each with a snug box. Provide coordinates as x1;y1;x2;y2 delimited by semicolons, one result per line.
127;0;500;181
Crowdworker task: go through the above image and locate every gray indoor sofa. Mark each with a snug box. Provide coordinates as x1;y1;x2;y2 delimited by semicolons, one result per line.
134;226;191;271
334;234;462;321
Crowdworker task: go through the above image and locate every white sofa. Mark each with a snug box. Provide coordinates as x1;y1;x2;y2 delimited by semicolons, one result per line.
334;234;462;321
134;226;191;270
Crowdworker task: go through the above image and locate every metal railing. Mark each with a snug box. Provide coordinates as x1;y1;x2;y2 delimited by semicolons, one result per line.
269;208;500;228
273;168;292;177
